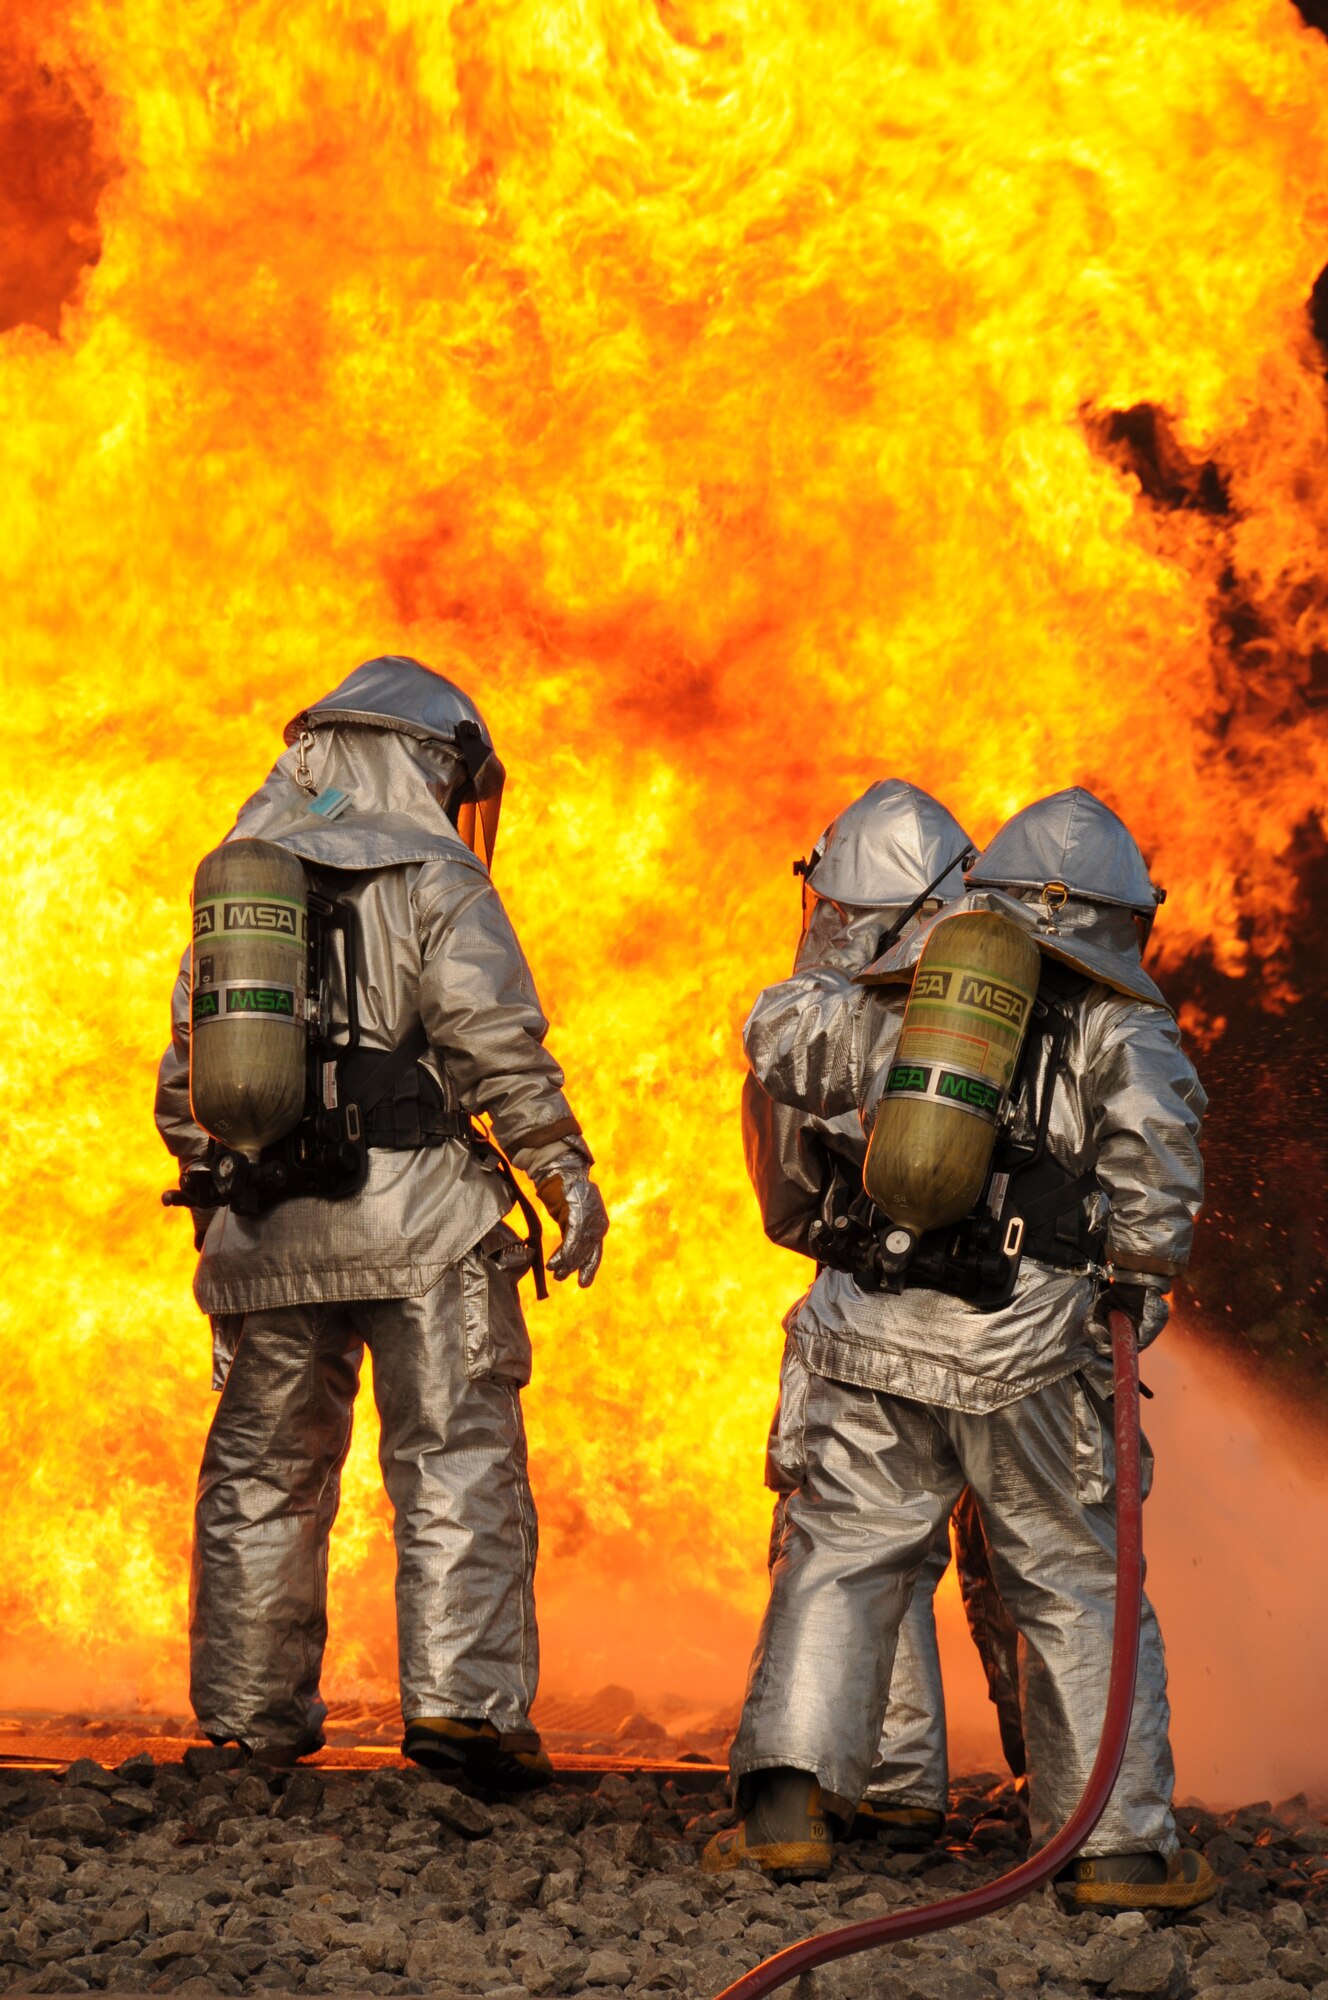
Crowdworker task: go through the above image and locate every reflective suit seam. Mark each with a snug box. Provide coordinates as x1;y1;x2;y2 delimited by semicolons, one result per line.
308;1307;354;1702
509;1386;538;1713
412;872;491;936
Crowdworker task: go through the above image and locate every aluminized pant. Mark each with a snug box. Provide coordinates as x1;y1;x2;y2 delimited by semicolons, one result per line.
861;1526;951;1809
191;1261;538;1758
772;1502;951;1813
731;1369;1176;1857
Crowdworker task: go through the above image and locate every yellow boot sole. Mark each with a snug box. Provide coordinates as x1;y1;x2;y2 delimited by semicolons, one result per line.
402;1717;553;1793
700;1824;832;1882
1069;1851;1218;1911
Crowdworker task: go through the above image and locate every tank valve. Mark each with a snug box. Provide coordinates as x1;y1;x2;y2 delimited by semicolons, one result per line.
879;1226;916;1271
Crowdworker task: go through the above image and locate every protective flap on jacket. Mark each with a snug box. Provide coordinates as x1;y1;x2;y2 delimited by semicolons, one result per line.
231;799;490;876
854;888;1170;1011
225;728;492;877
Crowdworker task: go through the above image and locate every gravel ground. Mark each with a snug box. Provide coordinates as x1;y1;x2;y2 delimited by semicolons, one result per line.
2;1756;1326;2000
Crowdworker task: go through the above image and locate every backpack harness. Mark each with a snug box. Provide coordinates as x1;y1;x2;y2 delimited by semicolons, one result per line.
165;872;546;1294
808;963;1104;1311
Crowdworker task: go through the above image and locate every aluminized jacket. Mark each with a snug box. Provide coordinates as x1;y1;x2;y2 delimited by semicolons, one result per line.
745;774;973;1259
156;727;587;1345
743;888;1205;1413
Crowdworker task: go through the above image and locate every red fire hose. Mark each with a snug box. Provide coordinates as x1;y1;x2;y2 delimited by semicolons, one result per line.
713;1309;1144;2000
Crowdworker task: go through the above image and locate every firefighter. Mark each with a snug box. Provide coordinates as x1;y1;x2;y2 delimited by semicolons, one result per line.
745;780;1024;1847
157;655;608;1783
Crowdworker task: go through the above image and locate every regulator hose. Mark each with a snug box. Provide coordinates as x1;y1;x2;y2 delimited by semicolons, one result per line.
712;1308;1143;2000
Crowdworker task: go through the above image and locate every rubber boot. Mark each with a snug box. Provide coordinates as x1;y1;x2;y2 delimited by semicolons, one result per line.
848;1800;946;1850
701;1769;833;1881
1058;1849;1218;1912
401;1716;553;1792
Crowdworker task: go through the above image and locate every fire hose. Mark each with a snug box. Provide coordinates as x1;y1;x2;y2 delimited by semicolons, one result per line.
713;1308;1143;2000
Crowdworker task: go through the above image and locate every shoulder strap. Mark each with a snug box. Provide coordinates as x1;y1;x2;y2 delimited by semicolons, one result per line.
1016;1165;1100;1227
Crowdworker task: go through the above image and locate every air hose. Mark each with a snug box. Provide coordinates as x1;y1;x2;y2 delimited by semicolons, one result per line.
713;1309;1143;2000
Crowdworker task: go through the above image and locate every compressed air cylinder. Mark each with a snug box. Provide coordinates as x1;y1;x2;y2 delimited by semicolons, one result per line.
189;839;309;1160
864;912;1041;1240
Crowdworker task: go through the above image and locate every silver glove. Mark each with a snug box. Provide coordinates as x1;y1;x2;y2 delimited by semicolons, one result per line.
536;1162;609;1289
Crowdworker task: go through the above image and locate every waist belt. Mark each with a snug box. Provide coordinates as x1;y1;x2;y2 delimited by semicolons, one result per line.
340;1024;469;1151
364;1104;466;1152
363;1102;470;1149
1015;1166;1106;1269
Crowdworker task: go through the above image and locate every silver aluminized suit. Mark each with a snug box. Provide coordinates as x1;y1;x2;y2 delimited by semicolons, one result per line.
156;659;593;1759
733;790;1204;1858
744;781;1020;1815
748;1089;954;1815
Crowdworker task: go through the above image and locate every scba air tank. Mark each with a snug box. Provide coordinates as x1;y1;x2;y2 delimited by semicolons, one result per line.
864;911;1041;1253
189;839;309;1160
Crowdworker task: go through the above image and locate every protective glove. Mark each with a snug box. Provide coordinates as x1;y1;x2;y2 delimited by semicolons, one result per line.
1087;1278;1170;1354
535;1162;609;1289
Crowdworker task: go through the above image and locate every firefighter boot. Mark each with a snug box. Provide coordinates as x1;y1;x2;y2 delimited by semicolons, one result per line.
401;1717;553;1792
701;1769;834;1881
1059;1849;1218;1912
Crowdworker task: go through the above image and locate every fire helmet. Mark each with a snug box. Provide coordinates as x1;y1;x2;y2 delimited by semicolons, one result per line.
286;656;505;865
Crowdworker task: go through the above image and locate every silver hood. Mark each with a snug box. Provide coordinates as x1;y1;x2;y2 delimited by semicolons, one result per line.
286;655;497;752
801;780;974;908
286;657;505;865
796;782;974;974
856;886;1169;1010
966;787;1162;916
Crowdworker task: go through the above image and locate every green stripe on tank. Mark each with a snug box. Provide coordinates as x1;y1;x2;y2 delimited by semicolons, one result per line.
192;981;301;1024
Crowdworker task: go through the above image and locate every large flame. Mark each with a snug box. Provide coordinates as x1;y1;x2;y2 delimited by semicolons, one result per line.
3;0;1328;1721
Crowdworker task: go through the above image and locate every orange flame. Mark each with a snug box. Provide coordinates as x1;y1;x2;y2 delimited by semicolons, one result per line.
3;0;1328;1719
